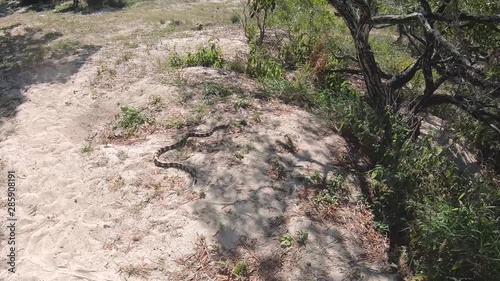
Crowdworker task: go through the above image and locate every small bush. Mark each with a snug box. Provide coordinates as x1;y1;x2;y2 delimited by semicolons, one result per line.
81;143;93;153
280;233;294;248
232;261;248;277
230;14;240;24
247;44;283;79
203;82;232;99
167;43;224;69
116;106;147;134
184;43;224;68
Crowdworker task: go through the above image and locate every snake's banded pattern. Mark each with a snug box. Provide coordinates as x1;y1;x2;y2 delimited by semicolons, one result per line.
153;124;231;184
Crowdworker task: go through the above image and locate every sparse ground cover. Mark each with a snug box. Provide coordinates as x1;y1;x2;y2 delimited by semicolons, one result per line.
0;0;408;280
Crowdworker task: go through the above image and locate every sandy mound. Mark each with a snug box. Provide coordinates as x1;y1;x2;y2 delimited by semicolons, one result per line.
0;2;396;280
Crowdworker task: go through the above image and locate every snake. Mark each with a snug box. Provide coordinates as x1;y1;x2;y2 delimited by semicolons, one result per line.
154;122;241;184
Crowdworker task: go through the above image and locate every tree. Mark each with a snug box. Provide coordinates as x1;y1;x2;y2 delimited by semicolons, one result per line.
326;0;500;139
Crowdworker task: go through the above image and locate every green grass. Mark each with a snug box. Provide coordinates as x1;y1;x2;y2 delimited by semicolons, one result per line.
369;29;415;73
166;43;224;69
116;106;148;134
81;143;94;153
232;260;248;278
202;82;233;98
2;0;238;48
233;145;251;160
191;101;209;115
184;43;224;68
149;95;163;105
280;233;294;248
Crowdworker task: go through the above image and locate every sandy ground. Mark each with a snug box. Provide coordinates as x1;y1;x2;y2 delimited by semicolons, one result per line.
0;1;397;280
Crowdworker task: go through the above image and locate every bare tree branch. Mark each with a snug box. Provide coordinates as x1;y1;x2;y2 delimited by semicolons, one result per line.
435;0;451;14
416;94;500;135
372;12;500;26
388;56;423;91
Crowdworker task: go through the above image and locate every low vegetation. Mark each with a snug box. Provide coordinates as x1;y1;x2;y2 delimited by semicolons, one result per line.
167;43;224;69
3;0;497;279
243;0;500;280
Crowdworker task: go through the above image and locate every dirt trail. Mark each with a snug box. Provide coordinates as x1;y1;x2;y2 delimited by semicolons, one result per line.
0;1;396;280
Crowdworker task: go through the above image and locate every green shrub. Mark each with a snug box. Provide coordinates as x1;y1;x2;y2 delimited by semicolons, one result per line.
167;43;224;69
184;43;224;68
369;128;500;280
116;106;147;134
318;82;500;280
240;1;500;279
247;43;283;79
203;82;232;99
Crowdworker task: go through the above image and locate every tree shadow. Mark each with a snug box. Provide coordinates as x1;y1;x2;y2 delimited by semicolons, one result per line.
0;0;128;18
170;104;399;280
0;23;100;131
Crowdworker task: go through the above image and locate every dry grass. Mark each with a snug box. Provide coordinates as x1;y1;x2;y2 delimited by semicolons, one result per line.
298;185;389;265
173;235;289;281
106;174;126;191
0;1;240;47
118;263;156;278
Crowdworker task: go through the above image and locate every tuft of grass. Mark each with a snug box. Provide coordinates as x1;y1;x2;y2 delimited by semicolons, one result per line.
178;92;194;104
165;117;186;129
218;222;226;231
81;143;93;153
230;14;240;24
149;95;163;106
234;97;252;110
232;260;248;278
96;64;117;77
297;170;348;208
185;115;203;127
49;39;82;59
117;263;152;278
167;51;184;68
203;82;233;99
280;233;294;248
167;43;224;69
184;43;224;68
233;145;251;160
191;102;209;116
166;42;225;69
251;112;262;123
116;106;148;135
115;51;133;65
277;134;297;153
